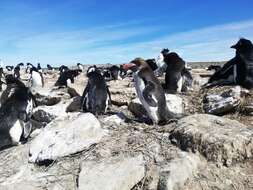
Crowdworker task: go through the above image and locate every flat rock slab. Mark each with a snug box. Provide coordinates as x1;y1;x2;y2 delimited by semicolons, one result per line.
170;114;253;166
78;155;145;190
29;113;106;163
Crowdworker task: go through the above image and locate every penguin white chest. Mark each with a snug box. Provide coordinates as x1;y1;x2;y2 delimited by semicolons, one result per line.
31;72;43;87
9;120;23;145
133;74;159;123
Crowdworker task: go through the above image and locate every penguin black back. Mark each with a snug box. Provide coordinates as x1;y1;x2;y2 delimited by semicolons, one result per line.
55;69;81;87
146;59;158;71
231;38;253;89
82;69;111;115
164;52;185;93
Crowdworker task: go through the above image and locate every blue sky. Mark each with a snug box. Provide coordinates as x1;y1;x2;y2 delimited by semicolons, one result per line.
0;0;253;66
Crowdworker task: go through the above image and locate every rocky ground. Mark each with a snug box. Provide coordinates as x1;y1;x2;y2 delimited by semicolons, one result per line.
0;66;252;190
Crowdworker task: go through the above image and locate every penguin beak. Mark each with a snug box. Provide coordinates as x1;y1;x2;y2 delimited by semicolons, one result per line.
231;44;236;49
122;63;135;71
231;42;240;49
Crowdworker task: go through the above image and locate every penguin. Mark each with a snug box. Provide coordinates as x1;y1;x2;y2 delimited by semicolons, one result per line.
6;66;14;71
231;38;253;89
119;65;127;78
207;65;222;72
55;69;82;87
14;63;24;79
203;38;253;89
0;68;4;91
26;63;34;73
146;59;158;71
29;66;44;88
102;68;112;80
164;52;185;93
59;65;69;73
0;75;34;149
123;58;175;125
109;65;122;80
77;63;84;71
47;64;53;70
81;68;111;115
37;63;42;72
86;65;98;74
181;67;193;92
154;48;170;76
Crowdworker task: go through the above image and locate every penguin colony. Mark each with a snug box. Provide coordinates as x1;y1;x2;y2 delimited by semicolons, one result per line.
0;38;252;149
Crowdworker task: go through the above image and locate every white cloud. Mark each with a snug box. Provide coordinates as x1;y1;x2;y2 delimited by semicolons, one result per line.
0;18;253;66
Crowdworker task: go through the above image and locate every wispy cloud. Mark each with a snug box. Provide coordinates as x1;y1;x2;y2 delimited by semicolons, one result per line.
1;18;253;66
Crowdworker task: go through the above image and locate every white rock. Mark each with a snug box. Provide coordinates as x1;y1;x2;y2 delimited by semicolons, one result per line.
203;86;241;115
29;113;106;163
78;155;145;190
158;152;201;190
165;94;184;115
102;113;128;126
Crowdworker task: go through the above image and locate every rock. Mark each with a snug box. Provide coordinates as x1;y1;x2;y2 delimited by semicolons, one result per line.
170;114;253;166
78;155;145;190
203;86;241;115
128;94;184;120
29;113;106;163
33;93;61;106
158;152;201;190
102;112;129;126
32;87;72;106
192;74;209;90
128;98;148;120
0;144;77;190
32;108;56;123
165;94;184;116
66;96;82;112
32;99;72;124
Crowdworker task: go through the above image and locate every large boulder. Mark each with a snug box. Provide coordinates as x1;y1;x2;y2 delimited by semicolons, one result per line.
0;143;77;190
78;155;145;190
29;113;106;163
203;86;241;115
170;114;253;166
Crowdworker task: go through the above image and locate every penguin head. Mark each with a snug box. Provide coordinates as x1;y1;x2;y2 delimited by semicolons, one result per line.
161;48;170;56
123;58;147;72
17;63;24;67
87;65;98;75
4;74;25;86
231;38;253;53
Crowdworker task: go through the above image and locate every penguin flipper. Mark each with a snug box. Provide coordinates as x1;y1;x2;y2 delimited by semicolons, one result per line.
142;81;157;107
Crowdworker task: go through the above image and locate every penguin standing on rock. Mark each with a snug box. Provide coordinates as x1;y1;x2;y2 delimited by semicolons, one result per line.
28;66;44;88
123;58;175;125
164;53;186;93
0;75;34;149
81;67;111;115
